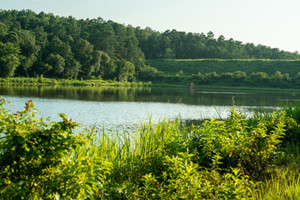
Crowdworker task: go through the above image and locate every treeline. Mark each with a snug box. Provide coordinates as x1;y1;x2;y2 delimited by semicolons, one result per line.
139;30;300;60
0;9;150;80
0;9;299;81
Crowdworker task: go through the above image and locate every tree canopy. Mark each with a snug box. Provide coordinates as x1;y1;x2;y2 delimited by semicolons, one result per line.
0;9;299;79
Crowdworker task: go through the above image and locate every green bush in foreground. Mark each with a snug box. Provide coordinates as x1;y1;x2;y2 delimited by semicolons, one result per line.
1;96;299;199
0;97;109;199
190;109;286;179
124;153;255;199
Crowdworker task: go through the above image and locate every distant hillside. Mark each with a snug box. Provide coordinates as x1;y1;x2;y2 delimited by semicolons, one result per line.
0;9;299;81
146;59;300;88
146;59;300;76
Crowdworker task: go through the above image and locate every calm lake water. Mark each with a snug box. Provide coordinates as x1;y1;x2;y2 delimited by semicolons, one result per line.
0;85;298;131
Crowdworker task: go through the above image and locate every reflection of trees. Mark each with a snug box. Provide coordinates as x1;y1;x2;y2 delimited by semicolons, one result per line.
0;84;155;103
117;87;128;101
0;85;294;107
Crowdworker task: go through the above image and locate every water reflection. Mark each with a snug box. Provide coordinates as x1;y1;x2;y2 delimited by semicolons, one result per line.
1;95;248;132
0;85;297;132
0;85;297;106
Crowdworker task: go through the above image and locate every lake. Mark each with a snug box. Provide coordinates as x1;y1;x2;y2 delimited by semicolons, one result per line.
0;85;297;132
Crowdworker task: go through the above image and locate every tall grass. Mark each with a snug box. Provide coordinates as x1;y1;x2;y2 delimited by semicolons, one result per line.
92;118;189;183
253;143;300;199
2;96;300;198
250;102;300;199
0;77;151;87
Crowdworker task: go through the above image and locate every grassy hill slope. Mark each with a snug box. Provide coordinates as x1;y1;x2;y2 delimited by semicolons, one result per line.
146;59;300;77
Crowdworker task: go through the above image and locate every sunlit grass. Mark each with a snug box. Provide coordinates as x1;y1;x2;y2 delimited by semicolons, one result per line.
253;143;300;199
0;77;151;87
89;118;189;182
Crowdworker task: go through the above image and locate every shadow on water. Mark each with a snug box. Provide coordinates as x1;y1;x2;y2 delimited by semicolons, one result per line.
0;85;299;132
0;85;298;107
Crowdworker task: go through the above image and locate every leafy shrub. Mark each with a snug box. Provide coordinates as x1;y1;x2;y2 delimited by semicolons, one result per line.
138;65;165;81
248;107;300;146
0;96;296;199
278;105;300;145
126;153;255;199
0;97;108;199
189;109;286;178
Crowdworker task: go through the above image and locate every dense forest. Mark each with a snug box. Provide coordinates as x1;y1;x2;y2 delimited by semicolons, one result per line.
0;9;299;80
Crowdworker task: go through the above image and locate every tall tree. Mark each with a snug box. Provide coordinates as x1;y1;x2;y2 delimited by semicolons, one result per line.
0;42;20;77
46;53;65;77
115;60;135;82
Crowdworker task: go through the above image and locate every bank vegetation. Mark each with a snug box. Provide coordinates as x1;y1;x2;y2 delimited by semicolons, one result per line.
1;96;300;199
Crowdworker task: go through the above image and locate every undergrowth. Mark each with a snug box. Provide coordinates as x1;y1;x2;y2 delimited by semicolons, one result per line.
0;96;300;199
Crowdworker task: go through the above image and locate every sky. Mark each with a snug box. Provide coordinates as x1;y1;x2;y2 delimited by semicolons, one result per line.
1;0;300;53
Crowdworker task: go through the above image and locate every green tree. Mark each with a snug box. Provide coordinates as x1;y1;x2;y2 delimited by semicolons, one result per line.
250;72;269;86
271;71;290;87
0;21;9;38
233;70;247;82
0;9;299;80
46;53;65;77
273;71;283;81
72;38;94;77
203;71;220;84
115;60;135;82
138;65;164;81
0;42;20;77
99;51;116;79
14;30;40;76
64;58;81;79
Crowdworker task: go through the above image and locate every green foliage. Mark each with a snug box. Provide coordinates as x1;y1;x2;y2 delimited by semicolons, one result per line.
0;9;299;84
0;77;151;87
138;65;165;81
0;97;107;199
254;142;300;199
0;10;146;81
233;70;247;82
127;153;255;199
115;60;135;82
281;103;300;144
284;102;300;124
147;59;300;88
46;53;65;77
1;96;300;198
190;109;286;178
147;59;300;77
0;42;20;77
140;29;299;60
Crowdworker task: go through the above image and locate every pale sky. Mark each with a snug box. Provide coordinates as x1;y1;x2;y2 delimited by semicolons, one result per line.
1;0;300;53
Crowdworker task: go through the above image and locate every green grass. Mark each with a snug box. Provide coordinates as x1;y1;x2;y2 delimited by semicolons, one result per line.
0;77;151;87
146;59;300;77
253;143;300;199
83;107;300;199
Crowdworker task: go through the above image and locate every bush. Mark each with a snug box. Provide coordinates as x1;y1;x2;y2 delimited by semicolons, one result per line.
0;97;108;199
1;96;296;199
189;109;286;178
126;153;255;199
